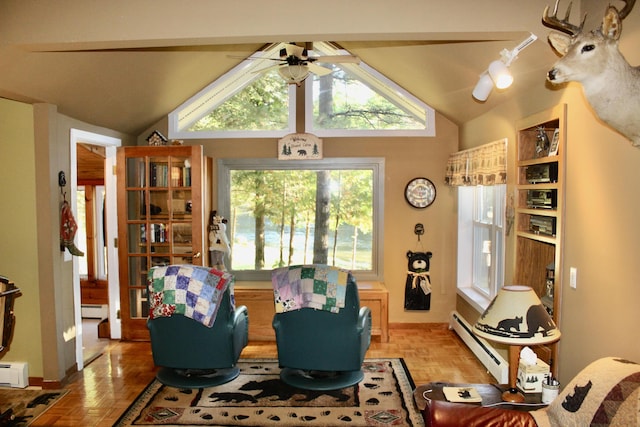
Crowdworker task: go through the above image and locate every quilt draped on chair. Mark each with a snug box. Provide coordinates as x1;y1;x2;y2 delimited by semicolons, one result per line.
148;264;233;327
272;264;349;314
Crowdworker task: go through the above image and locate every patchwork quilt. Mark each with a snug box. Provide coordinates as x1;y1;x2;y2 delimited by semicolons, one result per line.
148;265;233;327
272;264;349;313
531;357;640;427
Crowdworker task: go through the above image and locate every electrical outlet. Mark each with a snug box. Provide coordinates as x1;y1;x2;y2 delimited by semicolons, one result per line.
570;267;577;289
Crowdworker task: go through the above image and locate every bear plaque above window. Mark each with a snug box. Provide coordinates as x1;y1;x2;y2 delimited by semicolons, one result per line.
404;177;436;209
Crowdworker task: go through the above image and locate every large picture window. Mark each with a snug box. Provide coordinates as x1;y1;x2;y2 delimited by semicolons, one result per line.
218;158;384;281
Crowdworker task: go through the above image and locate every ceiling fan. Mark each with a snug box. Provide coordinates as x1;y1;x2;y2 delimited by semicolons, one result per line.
250;43;361;85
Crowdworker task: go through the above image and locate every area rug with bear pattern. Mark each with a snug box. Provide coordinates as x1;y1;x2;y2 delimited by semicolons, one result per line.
0;387;68;426
114;358;424;426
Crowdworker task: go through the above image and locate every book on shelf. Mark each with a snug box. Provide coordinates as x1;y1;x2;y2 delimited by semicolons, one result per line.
150;162;169;187
442;386;482;403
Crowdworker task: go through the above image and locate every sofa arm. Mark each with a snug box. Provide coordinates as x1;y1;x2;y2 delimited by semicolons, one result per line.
424;400;538;427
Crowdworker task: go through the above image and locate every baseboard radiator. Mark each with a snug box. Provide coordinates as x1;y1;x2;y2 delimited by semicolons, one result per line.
449;311;509;384
81;304;109;319
0;362;28;388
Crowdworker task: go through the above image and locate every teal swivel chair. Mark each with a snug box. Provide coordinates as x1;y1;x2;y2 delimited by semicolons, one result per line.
272;268;372;390
147;285;248;388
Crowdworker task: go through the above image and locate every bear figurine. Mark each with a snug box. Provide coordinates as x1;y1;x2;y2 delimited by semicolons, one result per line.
404;250;432;310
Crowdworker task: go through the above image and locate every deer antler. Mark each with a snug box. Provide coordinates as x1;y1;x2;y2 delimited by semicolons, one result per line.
542;0;586;35
616;0;636;19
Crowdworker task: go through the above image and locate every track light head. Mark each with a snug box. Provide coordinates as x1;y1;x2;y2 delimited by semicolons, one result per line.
472;73;494;101
488;60;513;89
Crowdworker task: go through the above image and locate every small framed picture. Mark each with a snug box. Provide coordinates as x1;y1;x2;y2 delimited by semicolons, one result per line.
548;128;560;156
278;133;322;160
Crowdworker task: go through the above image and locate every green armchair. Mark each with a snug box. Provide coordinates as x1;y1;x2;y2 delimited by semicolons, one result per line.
271;265;372;390
147;275;248;389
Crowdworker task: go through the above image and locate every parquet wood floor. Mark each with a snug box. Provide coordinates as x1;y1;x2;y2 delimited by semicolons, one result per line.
31;324;492;426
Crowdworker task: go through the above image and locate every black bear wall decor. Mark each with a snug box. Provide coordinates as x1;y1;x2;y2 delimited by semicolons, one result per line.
404;250;432;310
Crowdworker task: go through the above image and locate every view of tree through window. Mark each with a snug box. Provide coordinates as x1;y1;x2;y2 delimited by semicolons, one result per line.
188;71;290;132
228;168;374;272
170;42;435;139
312;69;426;131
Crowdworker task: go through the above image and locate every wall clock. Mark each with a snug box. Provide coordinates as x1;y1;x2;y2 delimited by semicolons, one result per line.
404;177;436;209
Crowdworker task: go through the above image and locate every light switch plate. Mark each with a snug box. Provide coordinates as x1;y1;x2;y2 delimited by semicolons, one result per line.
570;267;577;289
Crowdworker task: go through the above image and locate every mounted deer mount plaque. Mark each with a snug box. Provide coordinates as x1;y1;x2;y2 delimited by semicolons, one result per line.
543;0;640;147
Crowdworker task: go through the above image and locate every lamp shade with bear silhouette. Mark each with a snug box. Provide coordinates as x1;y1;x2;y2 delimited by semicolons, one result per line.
472;285;561;402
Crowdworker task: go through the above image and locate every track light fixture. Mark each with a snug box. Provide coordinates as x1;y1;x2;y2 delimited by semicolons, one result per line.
472;33;538;102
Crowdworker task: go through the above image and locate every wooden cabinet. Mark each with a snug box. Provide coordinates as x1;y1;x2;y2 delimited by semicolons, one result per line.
116;145;210;340
80;279;109;305
358;282;389;343
234;282;389;342
514;104;566;375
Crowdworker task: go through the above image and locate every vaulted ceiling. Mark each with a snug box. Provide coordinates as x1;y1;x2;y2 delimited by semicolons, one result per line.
0;0;588;137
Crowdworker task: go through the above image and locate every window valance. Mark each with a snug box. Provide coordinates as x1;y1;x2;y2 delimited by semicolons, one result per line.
445;139;507;186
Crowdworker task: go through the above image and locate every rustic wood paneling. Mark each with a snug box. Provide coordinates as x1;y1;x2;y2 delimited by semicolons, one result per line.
77;144;105;183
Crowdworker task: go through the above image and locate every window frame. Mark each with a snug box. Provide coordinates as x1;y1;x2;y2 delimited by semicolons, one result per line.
456;184;506;311
217;157;385;282
168;43;297;140
305;54;436;137
168;42;436;139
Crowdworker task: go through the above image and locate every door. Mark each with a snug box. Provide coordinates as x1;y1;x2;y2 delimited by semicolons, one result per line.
70;129;121;370
117;145;206;340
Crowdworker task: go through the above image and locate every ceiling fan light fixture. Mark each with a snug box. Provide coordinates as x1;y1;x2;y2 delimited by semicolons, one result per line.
278;64;310;85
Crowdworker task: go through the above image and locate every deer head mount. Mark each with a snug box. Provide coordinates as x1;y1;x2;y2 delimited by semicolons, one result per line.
543;0;640;147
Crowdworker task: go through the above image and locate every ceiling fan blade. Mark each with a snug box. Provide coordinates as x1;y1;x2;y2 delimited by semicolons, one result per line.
227;54;284;62
285;43;306;58
308;63;333;76
252;64;283;74
311;55;361;64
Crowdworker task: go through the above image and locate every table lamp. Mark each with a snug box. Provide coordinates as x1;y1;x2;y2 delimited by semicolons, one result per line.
472;285;561;402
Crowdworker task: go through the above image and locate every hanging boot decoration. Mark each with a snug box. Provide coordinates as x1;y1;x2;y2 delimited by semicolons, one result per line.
60;200;84;256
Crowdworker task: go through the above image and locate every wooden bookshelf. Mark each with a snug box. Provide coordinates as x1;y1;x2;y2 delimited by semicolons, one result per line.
514;104;566;376
116;145;210;340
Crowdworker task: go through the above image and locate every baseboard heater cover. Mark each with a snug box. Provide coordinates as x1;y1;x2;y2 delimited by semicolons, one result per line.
449;311;509;384
0;362;28;388
81;304;109;319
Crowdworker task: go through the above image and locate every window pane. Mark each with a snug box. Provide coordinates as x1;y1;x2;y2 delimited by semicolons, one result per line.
311;70;426;131
458;184;506;302
473;224;492;295
476;186;495;224
188;71;290;132
229;169;374;272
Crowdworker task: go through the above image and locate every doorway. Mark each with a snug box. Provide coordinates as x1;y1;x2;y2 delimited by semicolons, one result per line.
70;129;121;370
